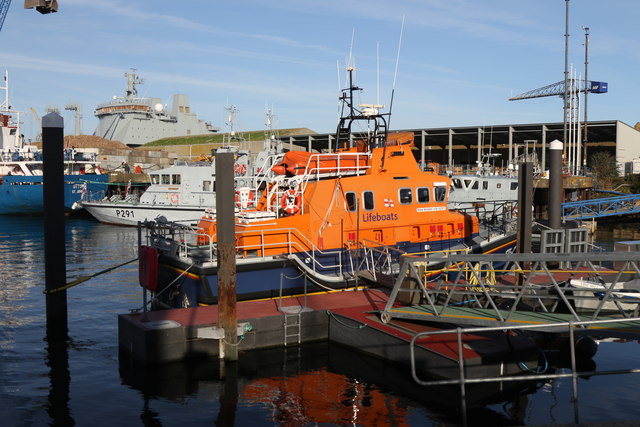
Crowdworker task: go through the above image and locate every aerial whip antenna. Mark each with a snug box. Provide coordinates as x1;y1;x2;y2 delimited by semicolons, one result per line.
388;15;405;129
348;28;355;70
336;60;342;119
376;41;380;106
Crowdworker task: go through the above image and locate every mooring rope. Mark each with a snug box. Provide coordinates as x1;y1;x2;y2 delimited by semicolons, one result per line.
326;310;367;329
43;257;138;294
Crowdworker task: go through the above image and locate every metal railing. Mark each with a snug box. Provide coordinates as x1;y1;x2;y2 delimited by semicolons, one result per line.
409;317;640;426
381;252;640;326
562;193;640;220
144;221;348;279
252;151;372;217
349;239;407;283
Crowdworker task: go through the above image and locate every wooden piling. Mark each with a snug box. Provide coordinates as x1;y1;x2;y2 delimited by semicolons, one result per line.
215;152;238;361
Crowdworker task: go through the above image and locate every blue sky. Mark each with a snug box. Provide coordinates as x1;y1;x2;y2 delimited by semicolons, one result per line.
1;0;639;142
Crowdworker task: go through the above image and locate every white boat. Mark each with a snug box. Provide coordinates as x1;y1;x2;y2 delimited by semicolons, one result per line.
568;278;640;312
80;108;285;226
447;155;518;219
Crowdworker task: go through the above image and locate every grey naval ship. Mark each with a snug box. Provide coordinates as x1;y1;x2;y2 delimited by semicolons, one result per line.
93;70;219;146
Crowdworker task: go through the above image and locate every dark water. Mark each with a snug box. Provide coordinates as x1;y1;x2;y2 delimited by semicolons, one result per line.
2;216;640;426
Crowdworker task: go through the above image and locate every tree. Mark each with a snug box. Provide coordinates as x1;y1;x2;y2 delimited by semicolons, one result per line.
590;151;619;189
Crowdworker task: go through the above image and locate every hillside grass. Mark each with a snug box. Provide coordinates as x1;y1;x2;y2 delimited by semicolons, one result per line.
144;128;315;147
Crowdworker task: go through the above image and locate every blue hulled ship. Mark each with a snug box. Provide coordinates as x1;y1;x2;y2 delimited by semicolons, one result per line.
0;71;108;214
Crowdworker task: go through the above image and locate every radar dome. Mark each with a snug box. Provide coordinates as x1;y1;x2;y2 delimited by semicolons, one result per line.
154;103;164;112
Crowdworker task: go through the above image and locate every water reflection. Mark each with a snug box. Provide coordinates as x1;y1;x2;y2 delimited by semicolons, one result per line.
119;342;554;426
45;339;74;426
0;216;139;327
0;217;46;326
4;216;639;425
216;361;238;427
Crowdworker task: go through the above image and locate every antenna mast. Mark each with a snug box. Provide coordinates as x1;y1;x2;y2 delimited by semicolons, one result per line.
563;0;570;161
388;15;405;130
582;26;589;167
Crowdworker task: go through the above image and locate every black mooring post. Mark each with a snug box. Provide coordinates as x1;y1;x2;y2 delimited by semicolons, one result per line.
549;139;564;230
42;112;68;342
517;162;533;289
517;162;533;254
215;151;237;362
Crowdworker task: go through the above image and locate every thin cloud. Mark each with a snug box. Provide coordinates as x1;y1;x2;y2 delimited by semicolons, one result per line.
64;0;334;53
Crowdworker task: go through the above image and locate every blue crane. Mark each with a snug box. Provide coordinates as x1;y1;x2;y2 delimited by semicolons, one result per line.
0;0;11;33
508;79;607;101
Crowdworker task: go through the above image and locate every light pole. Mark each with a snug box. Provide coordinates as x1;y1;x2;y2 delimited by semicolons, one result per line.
583;26;590;170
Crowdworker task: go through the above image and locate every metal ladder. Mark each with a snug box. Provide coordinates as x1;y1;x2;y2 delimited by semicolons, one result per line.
283;312;301;346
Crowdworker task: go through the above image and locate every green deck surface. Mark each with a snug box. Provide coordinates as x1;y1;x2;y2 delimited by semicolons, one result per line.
388;304;640;333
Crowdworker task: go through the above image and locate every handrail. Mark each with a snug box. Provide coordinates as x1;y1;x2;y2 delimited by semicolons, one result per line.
302;151;372;181
146;222;347;278
381;252;640;324
408;317;640;426
562;193;640;220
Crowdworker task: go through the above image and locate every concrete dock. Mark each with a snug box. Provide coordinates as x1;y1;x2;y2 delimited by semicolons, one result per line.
119;289;390;364
119;288;540;381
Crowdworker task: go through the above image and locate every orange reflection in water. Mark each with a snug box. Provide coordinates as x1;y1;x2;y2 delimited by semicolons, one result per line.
242;367;409;426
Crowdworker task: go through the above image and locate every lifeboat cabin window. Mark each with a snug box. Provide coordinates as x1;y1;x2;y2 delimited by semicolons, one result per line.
417;187;430;203
172;174;181;185
363;191;374;211
399;188;412;204
452;178;463;189
203;180;211;191
434;185;447;202
482;180;488;190
510;182;518;190
161;174;170;185
471;180;479;190
345;192;357;212
150;174;160;184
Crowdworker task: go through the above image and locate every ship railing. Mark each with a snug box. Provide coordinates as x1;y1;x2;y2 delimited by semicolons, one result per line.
452;200;518;240
143;219;196;262
240;176;307;218
95;97;152;108
233;151;370;218
444;162;521;178
350;239;407;283
81;188;114;203
407;317;640;426
239;227;347;279
252;152;373;217
301;151;371;180
155;222;348;279
242;154;287;196
236;175;292;216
